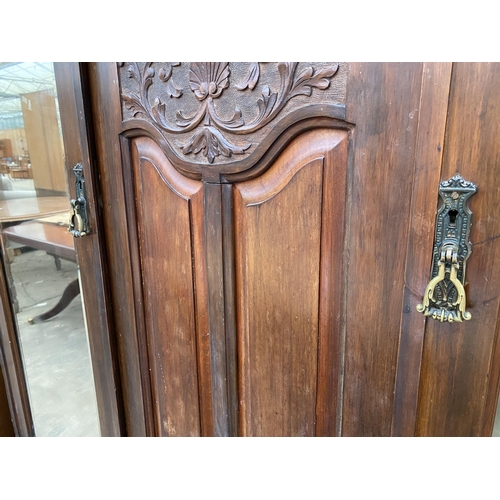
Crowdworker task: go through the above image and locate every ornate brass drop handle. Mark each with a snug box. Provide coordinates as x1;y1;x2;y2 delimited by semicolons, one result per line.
68;202;87;237
416;174;476;323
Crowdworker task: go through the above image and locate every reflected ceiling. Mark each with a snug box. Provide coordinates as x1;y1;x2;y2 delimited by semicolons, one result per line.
0;62;56;130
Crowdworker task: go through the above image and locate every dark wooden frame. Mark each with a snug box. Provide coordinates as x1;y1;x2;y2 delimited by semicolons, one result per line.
53;63;123;436
0;258;34;436
0;63;123;436
87;63;148;436
0;349;14;436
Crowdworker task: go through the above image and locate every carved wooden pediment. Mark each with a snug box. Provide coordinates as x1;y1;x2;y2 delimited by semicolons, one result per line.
118;62;347;180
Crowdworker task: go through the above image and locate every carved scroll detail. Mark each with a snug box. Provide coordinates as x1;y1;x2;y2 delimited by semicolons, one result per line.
235;62;260;91
121;62;340;164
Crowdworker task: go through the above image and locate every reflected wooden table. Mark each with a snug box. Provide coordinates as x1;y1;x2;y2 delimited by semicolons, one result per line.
0;196;70;223
3;220;79;324
0;196;72;314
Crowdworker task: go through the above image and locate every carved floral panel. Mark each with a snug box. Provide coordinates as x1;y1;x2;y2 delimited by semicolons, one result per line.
118;62;347;170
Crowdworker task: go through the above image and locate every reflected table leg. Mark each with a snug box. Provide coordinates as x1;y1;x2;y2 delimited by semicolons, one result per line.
28;279;80;324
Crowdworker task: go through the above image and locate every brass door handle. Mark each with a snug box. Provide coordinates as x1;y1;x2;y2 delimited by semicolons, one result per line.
68;202;87;237
68;163;90;238
416;174;476;323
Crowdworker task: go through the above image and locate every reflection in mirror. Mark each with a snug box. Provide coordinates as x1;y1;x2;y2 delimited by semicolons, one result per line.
0;62;100;436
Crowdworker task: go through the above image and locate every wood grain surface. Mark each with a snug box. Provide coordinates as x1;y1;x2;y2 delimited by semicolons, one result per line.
88;63;148;436
416;63;500;436
391;63;452;436
132;137;206;436
234;129;347;436
204;183;230;436
343;63;423;436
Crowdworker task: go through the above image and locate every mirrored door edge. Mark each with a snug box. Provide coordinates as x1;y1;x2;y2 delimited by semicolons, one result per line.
53;62;124;437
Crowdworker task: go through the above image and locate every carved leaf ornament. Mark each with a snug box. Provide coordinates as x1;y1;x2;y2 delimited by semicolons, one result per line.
122;62;340;164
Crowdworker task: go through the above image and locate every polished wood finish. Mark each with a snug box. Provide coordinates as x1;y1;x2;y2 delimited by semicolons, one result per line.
82;62;500;436
234;129;347;436
0;198;70;315
120;134;155;436
416;63;500;436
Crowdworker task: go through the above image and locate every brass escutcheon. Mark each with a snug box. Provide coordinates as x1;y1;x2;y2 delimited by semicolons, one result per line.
416;174;476;323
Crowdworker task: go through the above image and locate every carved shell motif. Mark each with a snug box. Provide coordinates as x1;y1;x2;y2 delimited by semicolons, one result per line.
120;62;343;165
189;63;230;101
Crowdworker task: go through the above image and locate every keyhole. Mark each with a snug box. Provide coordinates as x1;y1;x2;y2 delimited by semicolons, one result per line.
448;209;458;224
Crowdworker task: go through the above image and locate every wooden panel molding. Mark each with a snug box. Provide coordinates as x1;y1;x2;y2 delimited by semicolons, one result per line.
89;63;351;436
234;128;348;436
129;136;212;436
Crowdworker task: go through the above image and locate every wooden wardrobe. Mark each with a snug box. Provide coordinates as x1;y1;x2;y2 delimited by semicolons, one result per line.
77;62;500;436
3;62;500;437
